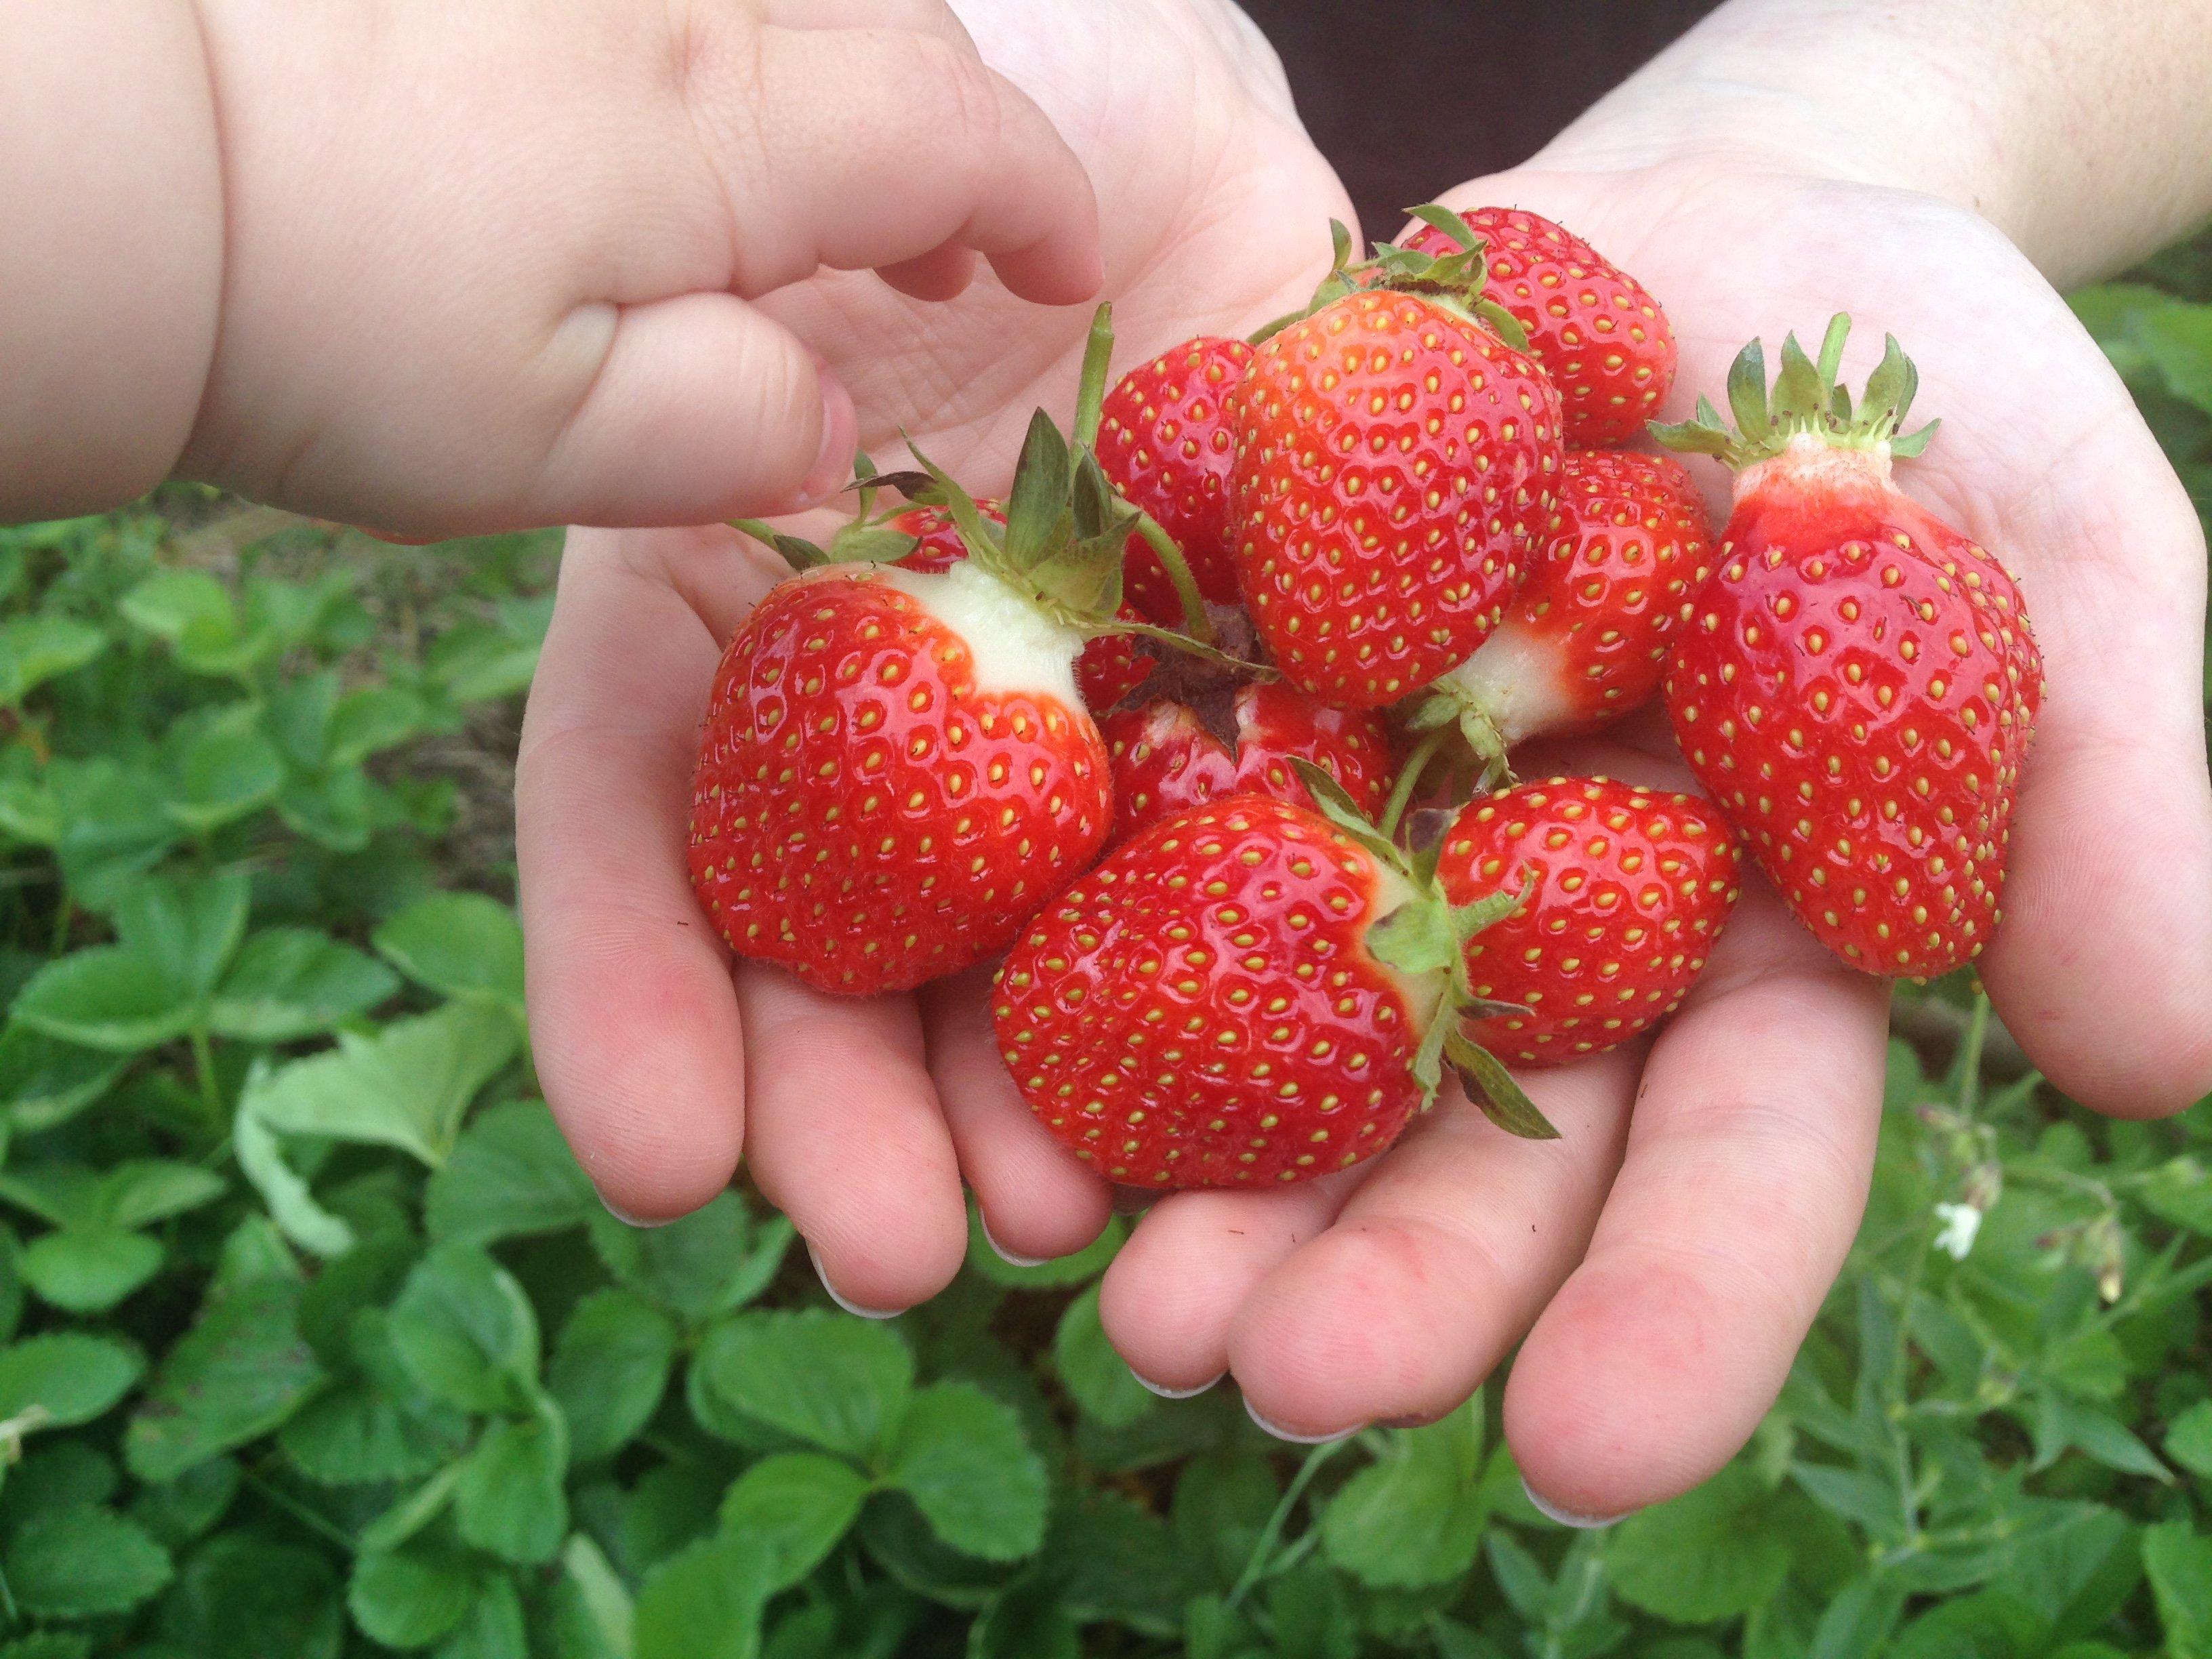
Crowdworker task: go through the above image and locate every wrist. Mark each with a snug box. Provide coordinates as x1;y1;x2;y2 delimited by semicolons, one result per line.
0;0;224;520
1524;0;2212;288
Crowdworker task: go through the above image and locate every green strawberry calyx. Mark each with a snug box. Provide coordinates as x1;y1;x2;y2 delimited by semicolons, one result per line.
1292;760;1560;1141
1650;312;1940;469
1250;205;1532;353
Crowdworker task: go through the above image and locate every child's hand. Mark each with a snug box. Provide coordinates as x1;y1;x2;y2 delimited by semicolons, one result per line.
1;0;1101;531
516;0;1350;1307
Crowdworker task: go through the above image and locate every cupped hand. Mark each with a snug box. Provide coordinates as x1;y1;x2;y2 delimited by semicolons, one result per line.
1092;160;2212;1521
518;0;1352;1311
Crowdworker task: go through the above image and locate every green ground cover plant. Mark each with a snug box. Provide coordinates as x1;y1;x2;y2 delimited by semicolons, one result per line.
0;231;2201;1658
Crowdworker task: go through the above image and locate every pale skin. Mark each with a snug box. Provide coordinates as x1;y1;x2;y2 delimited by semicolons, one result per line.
6;0;2209;1524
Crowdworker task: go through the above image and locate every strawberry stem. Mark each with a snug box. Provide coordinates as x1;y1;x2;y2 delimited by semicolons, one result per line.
1073;302;1115;451
1128;510;1217;644
1378;729;1446;841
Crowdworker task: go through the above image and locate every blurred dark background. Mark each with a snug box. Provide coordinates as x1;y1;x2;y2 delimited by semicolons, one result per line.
1238;0;1725;243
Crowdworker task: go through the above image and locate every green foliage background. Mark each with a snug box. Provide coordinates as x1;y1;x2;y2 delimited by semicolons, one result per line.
0;233;2203;1659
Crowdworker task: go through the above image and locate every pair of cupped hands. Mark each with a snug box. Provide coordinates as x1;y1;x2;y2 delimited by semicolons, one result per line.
470;0;2212;1521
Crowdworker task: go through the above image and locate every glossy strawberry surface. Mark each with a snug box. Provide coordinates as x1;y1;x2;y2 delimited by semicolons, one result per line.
889;499;1001;573
1228;290;1562;709
1101;681;1394;844
690;565;1111;995
1443;450;1714;743
1439;777;1742;1065
1664;444;2041;977
994;796;1437;1187
1402;206;1676;447
1098;335;1254;613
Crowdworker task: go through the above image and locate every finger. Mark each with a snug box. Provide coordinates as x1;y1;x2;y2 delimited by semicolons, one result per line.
921;968;1113;1265
1222;1050;1638;1439
527;295;859;529
761;0;975;43
878;243;981;303
1503;888;1891;1521
701;26;1102;304
740;967;970;1314
1097;1171;1365;1397
1971;424;2212;1117
518;525;785;1219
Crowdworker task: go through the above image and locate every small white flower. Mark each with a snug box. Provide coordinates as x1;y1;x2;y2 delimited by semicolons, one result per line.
1933;1202;1983;1261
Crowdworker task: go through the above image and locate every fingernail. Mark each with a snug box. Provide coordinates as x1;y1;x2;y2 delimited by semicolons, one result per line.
600;1194;673;1229
1521;1476;1624;1530
792;363;858;509
1132;1368;1223;1401
1245;1397;1362;1445
979;1217;1047;1269
807;1242;901;1320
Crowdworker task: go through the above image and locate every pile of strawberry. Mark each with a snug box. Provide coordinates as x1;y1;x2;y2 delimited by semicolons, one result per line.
689;205;2043;1189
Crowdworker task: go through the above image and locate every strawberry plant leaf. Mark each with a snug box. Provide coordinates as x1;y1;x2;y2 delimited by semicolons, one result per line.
2146;1521;2212;1658
586;1192;757;1324
1052;1282;1155;1429
164;712;283;833
2167;1400;2212;1477
241;1002;521;1167
697;1309;912;1458
125;1277;325;1482
208;927;399;1041
430;1570;527;1659
1607;1465;1792;1622
348;1541;481;1650
0;1025;126;1134
546;1289;678;1464
548;1534;633;1659
426;1099;598;1247
5;1504;172;1619
155;1535;344;1659
0;616;102;705
98;1159;226;1230
233;1103;356;1258
882;1380;1050;1561
13;946;197;1053
634;1533;772;1659
20;1227;164;1313
373;893;525;1010
455;1396;569;1565
1321;1397;1488;1588
0;1332;142;1427
718;1451;870;1591
386;1243;540;1416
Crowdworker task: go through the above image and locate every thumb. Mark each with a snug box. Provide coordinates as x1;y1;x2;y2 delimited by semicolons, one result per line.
521;292;857;531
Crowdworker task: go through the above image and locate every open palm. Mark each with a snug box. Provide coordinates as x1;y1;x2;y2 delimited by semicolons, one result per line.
1089;159;2212;1517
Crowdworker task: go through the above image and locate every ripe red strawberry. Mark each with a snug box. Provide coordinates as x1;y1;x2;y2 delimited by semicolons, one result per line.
1420;451;1715;766
695;413;1160;996
993;776;1557;1189
1101;680;1393;844
1401;206;1676;448
1436;777;1742;1064
1097;335;1254;614
1654;318;2042;977
1229;285;1563;709
690;562;1111;994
